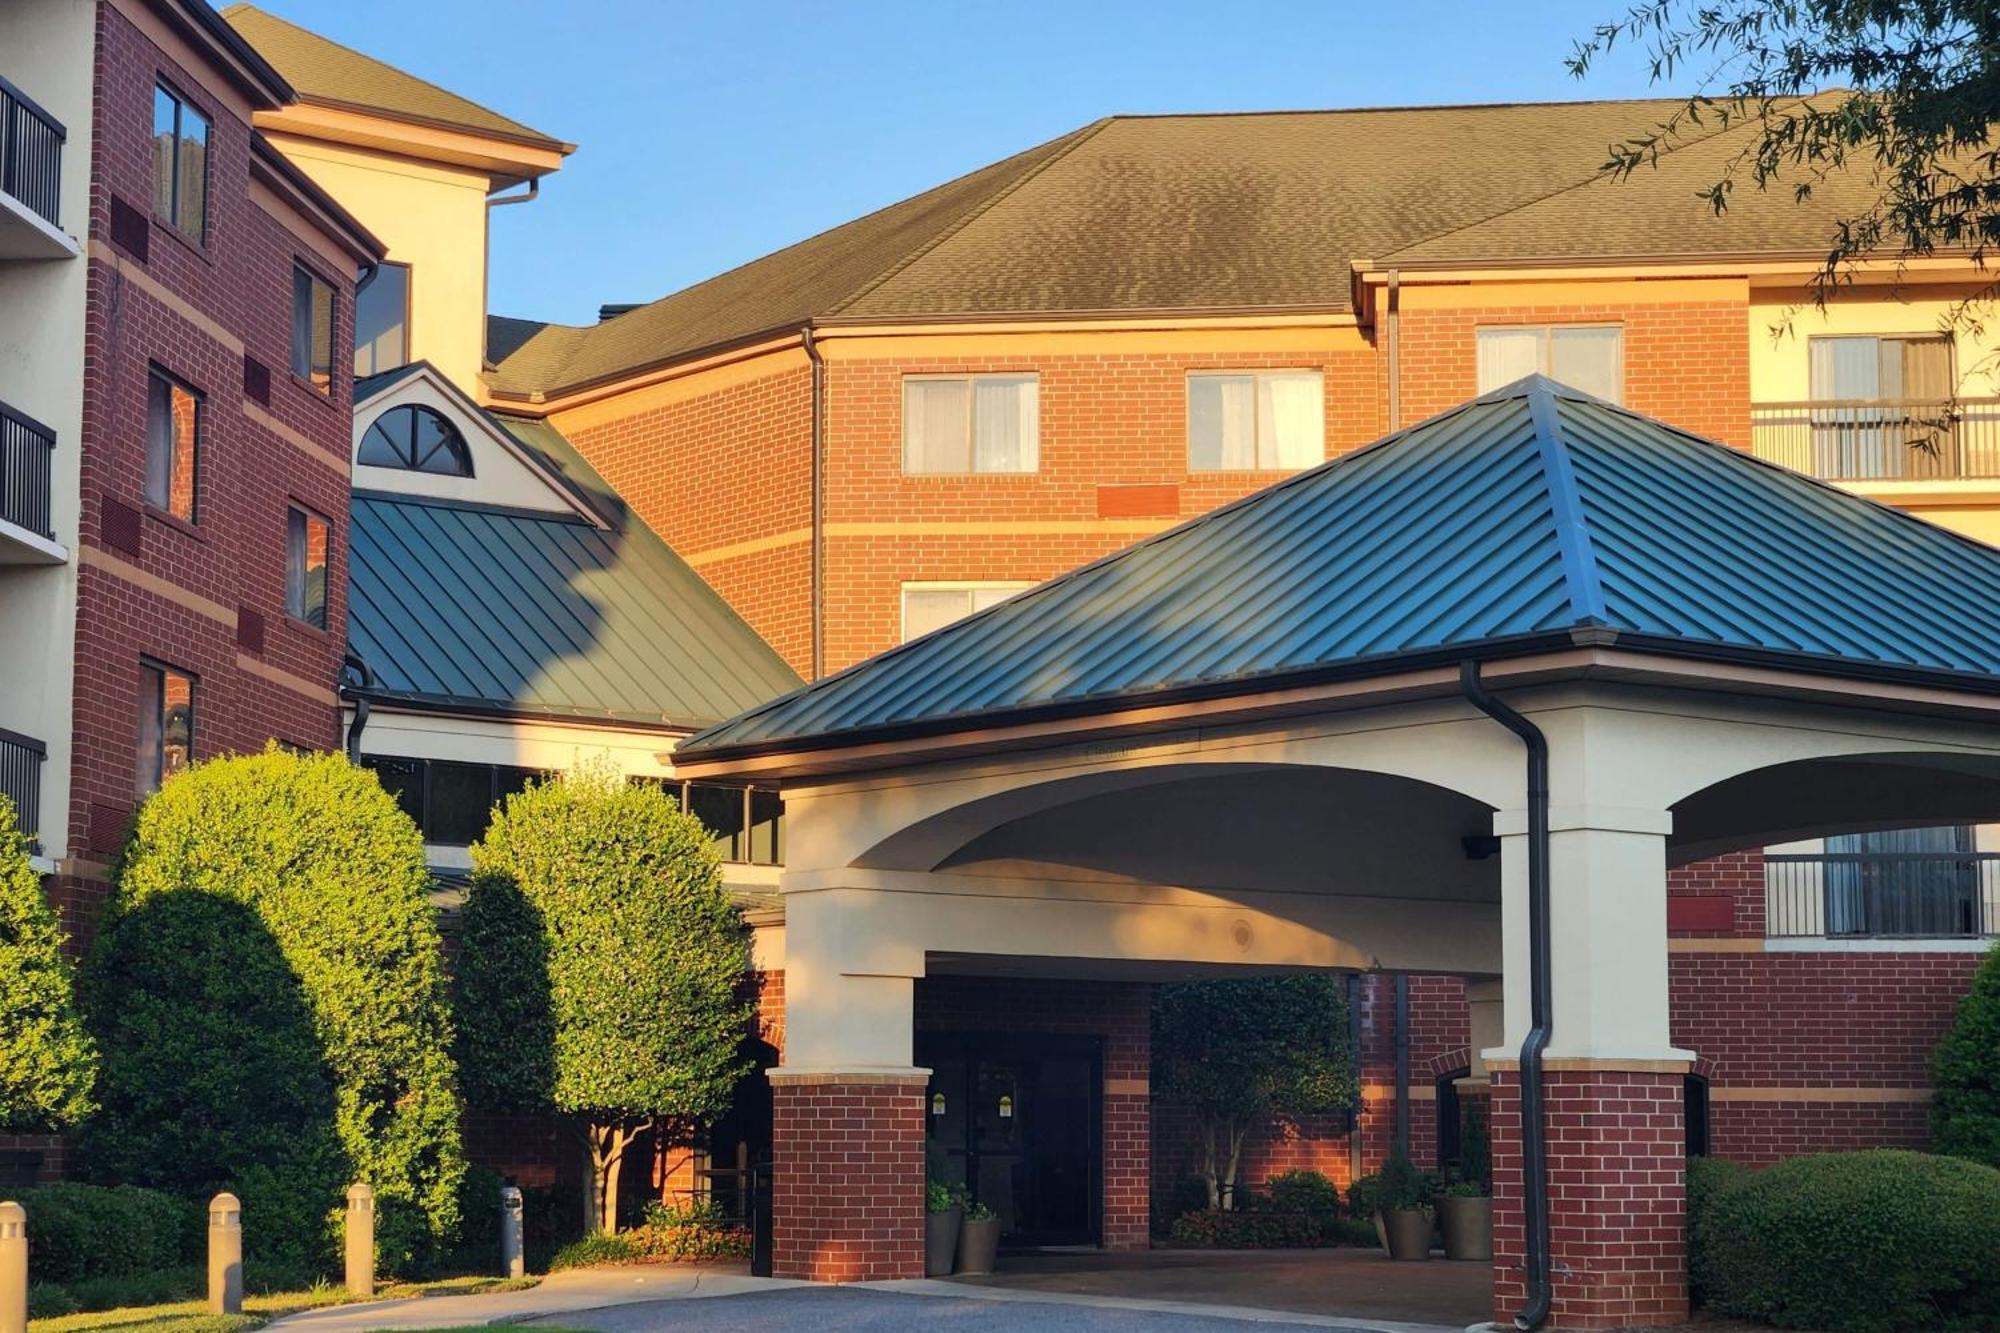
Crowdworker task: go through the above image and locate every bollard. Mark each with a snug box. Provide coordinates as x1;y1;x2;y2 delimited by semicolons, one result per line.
499;1186;524;1280
208;1193;242;1315
344;1183;375;1297
0;1201;25;1333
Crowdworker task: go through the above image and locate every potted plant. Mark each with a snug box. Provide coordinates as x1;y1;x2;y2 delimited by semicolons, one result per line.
925;1181;962;1277
1440;1110;1493;1261
1347;1171;1388;1253
955;1199;1000;1275
1377;1151;1438;1261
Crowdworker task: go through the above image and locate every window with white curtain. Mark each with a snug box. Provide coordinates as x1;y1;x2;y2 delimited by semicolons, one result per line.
1475;326;1624;402
902;375;1039;473
1187;371;1325;470
900;582;1033;642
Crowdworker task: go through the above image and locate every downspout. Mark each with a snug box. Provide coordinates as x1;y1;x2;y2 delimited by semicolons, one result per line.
1459;659;1552;1333
1384;269;1402;431
339;650;374;761
1393;974;1410;1159
801;325;825;680
482;178;540;369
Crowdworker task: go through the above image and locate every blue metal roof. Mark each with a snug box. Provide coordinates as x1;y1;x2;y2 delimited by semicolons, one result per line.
347;417;801;729
681;375;2000;760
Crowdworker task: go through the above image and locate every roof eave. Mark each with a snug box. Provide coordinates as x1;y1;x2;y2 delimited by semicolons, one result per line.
342;687;707;736
250;131;386;263
154;0;294;108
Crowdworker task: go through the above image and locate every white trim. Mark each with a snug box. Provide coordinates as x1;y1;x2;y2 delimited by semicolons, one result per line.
1764;936;1996;953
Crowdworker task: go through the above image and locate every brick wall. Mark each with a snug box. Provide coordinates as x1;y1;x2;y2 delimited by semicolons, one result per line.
915;975;1151;1250
58;3;355;938
769;1075;925;1282
1397;298;1752;448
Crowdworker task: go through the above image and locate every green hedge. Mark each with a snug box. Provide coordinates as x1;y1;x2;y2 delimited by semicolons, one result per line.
18;1182;200;1285
1931;943;2000;1169
1690;1150;2000;1332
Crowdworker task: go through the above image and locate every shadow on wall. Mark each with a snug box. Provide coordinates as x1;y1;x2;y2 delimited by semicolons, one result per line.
76;889;351;1267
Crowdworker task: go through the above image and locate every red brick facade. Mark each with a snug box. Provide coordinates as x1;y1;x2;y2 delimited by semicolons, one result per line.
769;1075;926;1282
1490;1067;1689;1331
58;1;359;938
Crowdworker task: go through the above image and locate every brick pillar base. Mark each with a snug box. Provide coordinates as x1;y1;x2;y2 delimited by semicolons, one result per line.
1491;1066;1689;1330
770;1073;925;1282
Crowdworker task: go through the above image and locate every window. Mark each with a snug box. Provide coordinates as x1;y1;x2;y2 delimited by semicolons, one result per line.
137;660;194;795
1476;326;1623;402
354;262;410;377
286;505;330;629
292;264;335;394
901;583;1032;642
1806;335;1956;479
144;368;199;521
359;755;541;847
358;405;472;476
1187;370;1325;471
151;83;208;243
903;375;1038;473
669;780;783;865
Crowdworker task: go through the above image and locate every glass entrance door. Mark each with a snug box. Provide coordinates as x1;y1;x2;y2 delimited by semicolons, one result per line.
919;1032;1101;1247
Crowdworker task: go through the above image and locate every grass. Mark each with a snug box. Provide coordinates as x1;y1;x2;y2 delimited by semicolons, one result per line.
28;1276;542;1333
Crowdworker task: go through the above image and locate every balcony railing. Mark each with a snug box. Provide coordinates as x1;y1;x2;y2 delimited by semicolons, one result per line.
0;402;55;540
0;727;45;853
0;73;63;230
1766;851;2000;939
1750;398;2000;481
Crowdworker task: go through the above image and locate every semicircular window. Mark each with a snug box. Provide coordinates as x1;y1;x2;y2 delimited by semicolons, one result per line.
358;405;473;477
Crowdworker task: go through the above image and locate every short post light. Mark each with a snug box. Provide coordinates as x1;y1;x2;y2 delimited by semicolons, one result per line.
344;1183;375;1297
500;1186;524;1280
208;1192;243;1315
0;1201;26;1333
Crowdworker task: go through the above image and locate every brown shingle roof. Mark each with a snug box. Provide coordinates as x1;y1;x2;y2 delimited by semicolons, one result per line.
221;4;570;150
490;97;1878;399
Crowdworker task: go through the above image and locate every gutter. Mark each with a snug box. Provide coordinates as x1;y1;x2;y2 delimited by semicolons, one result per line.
1458;659;1552;1332
339;651;375;760
1384;269;1401;430
803;324;826;680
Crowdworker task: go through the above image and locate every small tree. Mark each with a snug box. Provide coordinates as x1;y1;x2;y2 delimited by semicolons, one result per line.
1153;976;1355;1210
1931;943;2000;1169
81;747;465;1271
458;762;752;1235
0;795;96;1132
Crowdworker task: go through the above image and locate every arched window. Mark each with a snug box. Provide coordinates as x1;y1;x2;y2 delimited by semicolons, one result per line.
358;405;472;477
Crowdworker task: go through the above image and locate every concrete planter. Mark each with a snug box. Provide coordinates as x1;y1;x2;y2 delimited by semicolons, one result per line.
1440;1194;1492;1261
925;1206;962;1277
956;1216;1001;1275
1382;1208;1434;1261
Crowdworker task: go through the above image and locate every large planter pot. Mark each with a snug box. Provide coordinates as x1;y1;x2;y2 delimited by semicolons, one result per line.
1372;1212;1388;1254
925;1207;962;1277
956;1216;1001;1275
1382;1207;1433;1261
1440;1194;1493;1261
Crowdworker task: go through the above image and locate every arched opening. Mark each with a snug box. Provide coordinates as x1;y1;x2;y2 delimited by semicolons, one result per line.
358;404;474;476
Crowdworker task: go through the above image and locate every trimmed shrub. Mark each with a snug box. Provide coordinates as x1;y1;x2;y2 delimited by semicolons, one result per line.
18;1182;201;1284
1691;1149;2000;1332
547;1231;640;1271
0;794;96;1132
1151;1176;1211;1235
1932;943;2000;1169
1261;1169;1342;1218
1169;1208;1329;1249
79;747;465;1273
635;1199;751;1262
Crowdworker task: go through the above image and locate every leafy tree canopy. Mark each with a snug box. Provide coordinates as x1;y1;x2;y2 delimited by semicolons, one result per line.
0;795;96;1133
1572;2;2000;318
458;761;752;1232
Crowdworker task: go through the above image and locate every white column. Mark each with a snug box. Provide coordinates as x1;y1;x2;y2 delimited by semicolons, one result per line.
1461;979;1504;1086
772;885;924;1077
1491;805;1692;1064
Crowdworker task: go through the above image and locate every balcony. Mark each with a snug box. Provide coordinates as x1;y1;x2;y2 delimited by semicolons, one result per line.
0;727;45;854
0;72;72;260
1767;851;2000;939
1750;398;2000;482
0;402;61;563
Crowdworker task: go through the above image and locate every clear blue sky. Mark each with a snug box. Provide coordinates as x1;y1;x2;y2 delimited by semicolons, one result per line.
249;0;1671;326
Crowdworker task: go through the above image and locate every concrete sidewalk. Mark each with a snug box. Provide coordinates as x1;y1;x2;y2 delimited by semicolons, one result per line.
265;1266;807;1331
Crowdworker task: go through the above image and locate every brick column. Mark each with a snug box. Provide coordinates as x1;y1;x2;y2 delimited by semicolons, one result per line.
768;1071;926;1281
1490;1064;1689;1329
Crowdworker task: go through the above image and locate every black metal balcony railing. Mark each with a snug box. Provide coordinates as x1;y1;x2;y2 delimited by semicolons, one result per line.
0;73;64;230
0;727;45;853
1767;851;2000;939
1750;398;2000;481
0;402;55;540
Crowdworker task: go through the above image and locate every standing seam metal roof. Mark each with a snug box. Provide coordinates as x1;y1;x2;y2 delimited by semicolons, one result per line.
680;376;2000;759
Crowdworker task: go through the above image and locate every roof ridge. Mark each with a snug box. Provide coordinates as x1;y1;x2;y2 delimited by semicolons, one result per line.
1523;379;1609;626
826;118;1117;318
1101;95;1712;121
1375;96;1781;263
221;3;564;147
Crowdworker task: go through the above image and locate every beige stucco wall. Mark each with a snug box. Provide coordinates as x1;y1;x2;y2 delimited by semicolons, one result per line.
264;134;491;393
0;0;94;862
